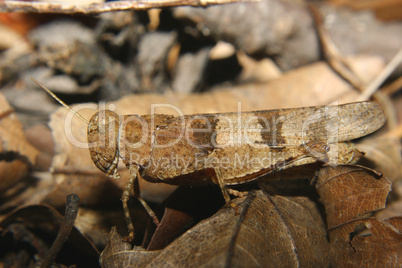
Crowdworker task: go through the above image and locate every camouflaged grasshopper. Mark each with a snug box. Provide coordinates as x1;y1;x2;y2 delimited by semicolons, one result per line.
32;78;386;241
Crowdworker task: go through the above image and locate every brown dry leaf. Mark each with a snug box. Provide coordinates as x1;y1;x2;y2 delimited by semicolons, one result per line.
328;217;402;267
0;93;39;193
101;227;161;267
42;174;123;208
315;165;392;229
376;180;402;220
0;172;59;214
315;166;401;266
142;186;226;250
0;161;28;193
48;55;384;204
24;124;55;171
100;189;329;267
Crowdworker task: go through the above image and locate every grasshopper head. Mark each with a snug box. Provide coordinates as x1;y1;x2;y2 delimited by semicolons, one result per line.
88;110;121;178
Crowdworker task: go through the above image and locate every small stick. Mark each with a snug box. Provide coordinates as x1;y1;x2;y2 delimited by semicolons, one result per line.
381;76;402;96
40;194;80;268
310;5;365;91
0;0;252;14
357;48;402;101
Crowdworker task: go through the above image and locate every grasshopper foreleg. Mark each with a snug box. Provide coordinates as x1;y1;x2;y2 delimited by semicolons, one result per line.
121;167;136;242
122;165;160;242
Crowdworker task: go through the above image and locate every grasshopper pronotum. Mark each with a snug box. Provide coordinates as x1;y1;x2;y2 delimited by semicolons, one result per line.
32;78;386;241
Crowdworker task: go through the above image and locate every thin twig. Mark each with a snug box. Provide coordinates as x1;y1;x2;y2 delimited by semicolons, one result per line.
40;194;80;268
381;76;402;96
0;0;253;14
310;5;402;102
310;5;366;91
357;48;402;101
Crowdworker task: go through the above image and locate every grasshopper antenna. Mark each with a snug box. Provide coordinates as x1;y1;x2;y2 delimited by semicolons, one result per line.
31;78;90;125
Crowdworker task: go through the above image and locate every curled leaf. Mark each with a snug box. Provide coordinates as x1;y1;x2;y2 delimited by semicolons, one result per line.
314;166;400;266
315;165;392;229
0;93;39;193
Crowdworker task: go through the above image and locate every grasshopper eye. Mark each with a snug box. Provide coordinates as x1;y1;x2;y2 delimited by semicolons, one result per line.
88;110;121;176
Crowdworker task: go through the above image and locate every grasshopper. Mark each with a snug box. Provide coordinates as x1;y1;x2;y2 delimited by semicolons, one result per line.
32;78;386;241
